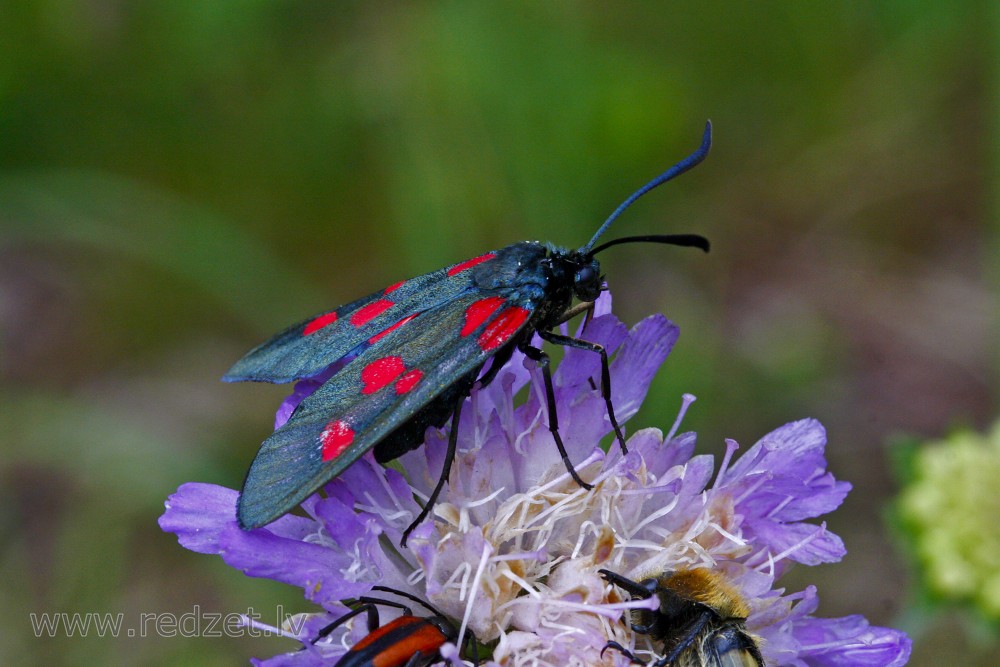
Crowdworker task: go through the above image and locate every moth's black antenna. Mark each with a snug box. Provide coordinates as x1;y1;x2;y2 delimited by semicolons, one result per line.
582;120;712;255
590;233;710;255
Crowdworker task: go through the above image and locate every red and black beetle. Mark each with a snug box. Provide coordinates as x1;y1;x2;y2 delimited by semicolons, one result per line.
315;586;476;667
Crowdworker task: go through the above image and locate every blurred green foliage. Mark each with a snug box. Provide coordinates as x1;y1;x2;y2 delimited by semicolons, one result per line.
0;3;994;665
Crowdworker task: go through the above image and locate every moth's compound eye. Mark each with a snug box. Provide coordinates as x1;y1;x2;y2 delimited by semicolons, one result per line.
574;264;601;301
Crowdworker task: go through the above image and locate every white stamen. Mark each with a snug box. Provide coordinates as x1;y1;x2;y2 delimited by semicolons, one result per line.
376;463;408;513
238;615;300;641
751;523;828;570
441;561;473;598
467;487;506;508
458;541;493;652
340;537;379;583
627;495;680;538
705;521;746;547
570;520;600;559
498;570;540;599
356;495;411;522
493;549;546;563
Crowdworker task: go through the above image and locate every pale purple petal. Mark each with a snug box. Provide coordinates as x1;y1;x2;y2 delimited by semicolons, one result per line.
554;314;628;389
793;615;912;667
748;520;847;566
608;314;679;420
160;483;316;548
251;651;326;667
722;420;852;521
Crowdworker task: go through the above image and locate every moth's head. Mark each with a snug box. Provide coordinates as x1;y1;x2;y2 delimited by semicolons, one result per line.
546;247;604;303
572;254;603;302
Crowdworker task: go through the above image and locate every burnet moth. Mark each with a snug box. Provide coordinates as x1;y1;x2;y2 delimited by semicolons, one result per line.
226;121;713;544
314;586;475;667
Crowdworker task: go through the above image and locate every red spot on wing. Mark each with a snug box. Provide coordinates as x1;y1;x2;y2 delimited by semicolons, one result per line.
369;313;419;344
384;280;405;294
478;306;531;351
460;296;506;337
361;356;406;395
303;311;338;336
351;299;395;327
447;252;496;277
320;420;355;461
394;369;423;394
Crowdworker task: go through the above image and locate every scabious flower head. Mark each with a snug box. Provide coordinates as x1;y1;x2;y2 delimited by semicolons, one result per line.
160;293;911;666
897;421;1000;619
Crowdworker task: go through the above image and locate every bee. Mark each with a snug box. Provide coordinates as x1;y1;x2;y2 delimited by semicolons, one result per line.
599;568;765;667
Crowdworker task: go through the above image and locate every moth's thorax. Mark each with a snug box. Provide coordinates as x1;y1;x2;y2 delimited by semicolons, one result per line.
470;241;549;291
467;241;602;332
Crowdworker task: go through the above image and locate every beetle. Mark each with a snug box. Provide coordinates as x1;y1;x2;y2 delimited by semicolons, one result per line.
314;586;476;667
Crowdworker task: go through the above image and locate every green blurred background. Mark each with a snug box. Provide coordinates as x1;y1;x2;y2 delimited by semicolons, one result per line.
0;3;995;665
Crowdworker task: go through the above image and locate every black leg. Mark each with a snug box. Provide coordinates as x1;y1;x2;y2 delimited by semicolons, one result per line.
602;641;646;665
467;632;481;667
655;611;713;667
599;570;657;599
447;632;481;667
599;570;661;633
476;343;515;389
356;597;414;617
537;330;627;454
401;399;463;547
520;343;593;490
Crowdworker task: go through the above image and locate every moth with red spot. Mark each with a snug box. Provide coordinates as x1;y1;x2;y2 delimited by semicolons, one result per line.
226;122;714;544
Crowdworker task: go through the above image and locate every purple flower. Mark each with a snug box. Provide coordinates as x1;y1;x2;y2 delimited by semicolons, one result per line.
160;293;911;666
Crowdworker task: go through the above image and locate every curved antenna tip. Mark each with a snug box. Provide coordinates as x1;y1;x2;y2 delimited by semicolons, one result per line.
583;121;713;253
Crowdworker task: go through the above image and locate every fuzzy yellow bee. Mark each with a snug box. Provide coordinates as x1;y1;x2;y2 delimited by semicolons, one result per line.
600;568;764;667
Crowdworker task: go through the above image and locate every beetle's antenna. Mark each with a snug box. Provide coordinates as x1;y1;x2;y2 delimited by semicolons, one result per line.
582;120;712;255
370;585;446;618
